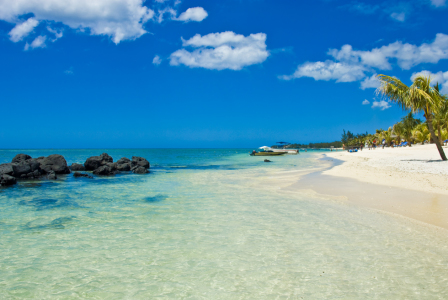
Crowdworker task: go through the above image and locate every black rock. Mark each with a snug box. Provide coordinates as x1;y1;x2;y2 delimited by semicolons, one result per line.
92;165;118;176
264;159;271;162
39;155;70;174
70;163;86;171
11;154;32;164
117;163;131;171
0;163;15;176
117;157;131;164
47;171;57;180
0;174;17;186
12;161;32;177
133;166;149;174
84;153;113;171
131;156;150;169
73;172;93;179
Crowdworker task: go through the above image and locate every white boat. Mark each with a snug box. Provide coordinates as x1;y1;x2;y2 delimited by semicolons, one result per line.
259;145;298;155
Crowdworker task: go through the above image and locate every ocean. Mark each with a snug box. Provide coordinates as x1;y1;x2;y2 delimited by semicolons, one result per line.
0;149;447;299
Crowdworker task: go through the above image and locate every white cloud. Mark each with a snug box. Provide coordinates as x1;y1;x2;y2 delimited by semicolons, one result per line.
362;99;370;105
8;18;39;42
152;55;162;65
360;74;381;89
411;70;448;94
156;7;177;23
329;33;448;70
390;12;406;22
282;33;448;85
372;100;391;110
24;35;47;51
430;0;446;7
175;7;208;22
47;26;63;41
170;31;269;70
0;0;155;44
281;61;366;82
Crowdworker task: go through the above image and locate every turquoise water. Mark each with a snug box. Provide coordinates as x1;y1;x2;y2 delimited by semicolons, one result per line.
1;149;447;299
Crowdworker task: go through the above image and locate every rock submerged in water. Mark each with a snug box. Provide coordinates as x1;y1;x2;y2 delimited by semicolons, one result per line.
1;174;17;186
132;156;150;169
92;164;118;176
47;171;57;180
73;172;93;179
264;159;271;162
70;163;85;171
133;166;149;174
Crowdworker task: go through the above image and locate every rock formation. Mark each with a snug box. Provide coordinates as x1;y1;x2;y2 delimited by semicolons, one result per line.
0;153;70;186
0;152;150;186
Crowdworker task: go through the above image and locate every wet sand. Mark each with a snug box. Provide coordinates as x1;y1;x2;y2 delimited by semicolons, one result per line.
286;147;448;230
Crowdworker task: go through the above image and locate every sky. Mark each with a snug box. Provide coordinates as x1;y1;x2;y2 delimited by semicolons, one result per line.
1;0;448;148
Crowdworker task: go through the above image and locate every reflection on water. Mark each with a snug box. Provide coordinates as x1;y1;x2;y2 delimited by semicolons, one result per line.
0;149;447;299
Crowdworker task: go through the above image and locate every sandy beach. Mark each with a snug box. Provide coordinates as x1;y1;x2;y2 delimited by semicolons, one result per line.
292;145;448;230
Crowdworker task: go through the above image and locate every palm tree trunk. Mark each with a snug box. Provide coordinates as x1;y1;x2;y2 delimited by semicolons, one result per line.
426;112;447;161
438;125;443;145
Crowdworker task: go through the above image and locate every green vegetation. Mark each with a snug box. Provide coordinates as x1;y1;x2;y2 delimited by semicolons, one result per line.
287;141;343;149
377;74;448;160
337;74;448;160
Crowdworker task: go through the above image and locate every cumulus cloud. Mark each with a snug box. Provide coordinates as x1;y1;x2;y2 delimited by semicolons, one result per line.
372;100;391;110
329;33;448;70
430;0;446;7
175;7;208;22
360;74;381;89
362;99;370;105
24;35;47;51
8;18;39;42
282;33;448;86
153;55;162;65
281;61;367;82
0;0;155;44
411;70;448;94
170;31;269;70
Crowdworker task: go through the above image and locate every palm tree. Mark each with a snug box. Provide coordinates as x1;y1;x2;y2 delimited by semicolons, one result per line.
381;127;393;146
393;122;405;146
432;84;448;144
412;123;430;145
400;112;421;146
376;74;447;160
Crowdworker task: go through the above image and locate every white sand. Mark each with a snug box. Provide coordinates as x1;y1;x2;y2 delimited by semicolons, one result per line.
309;144;448;229
324;144;448;195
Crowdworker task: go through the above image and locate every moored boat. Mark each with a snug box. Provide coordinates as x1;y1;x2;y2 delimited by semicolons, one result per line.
250;151;287;156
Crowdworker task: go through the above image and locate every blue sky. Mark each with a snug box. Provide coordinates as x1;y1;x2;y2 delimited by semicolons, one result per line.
1;0;448;148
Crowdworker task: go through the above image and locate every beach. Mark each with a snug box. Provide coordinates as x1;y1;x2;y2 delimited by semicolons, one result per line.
291;145;448;229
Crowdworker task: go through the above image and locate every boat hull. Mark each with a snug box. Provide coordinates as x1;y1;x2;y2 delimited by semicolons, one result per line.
250;152;287;156
271;149;298;154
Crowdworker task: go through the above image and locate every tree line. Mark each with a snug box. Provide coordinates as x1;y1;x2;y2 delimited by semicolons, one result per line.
343;74;448;160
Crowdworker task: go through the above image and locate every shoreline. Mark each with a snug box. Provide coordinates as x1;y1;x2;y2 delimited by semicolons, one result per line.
288;145;448;230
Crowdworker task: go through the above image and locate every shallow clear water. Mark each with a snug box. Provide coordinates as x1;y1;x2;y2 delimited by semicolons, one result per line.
1;149;447;299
